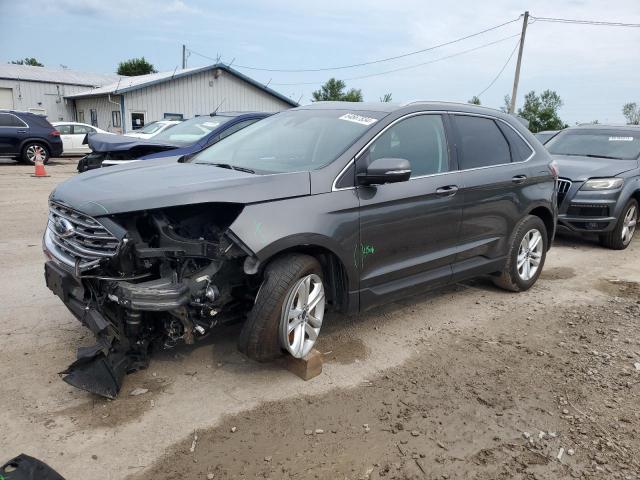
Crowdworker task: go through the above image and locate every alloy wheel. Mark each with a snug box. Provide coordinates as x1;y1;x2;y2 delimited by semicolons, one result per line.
279;273;325;358
621;204;637;245
517;228;543;281
26;145;46;163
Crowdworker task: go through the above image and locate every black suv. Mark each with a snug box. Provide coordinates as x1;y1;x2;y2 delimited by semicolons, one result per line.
0;110;63;164
43;102;557;397
548;125;640;249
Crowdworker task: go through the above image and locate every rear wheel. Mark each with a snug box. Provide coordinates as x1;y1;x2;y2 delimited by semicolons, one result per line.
22;142;50;165
599;199;638;250
238;254;325;362
492;215;548;292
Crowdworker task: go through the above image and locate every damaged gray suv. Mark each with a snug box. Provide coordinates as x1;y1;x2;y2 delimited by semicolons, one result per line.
43;102;557;397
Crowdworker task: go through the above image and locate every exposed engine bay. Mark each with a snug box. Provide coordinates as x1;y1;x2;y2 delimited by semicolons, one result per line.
43;201;257;398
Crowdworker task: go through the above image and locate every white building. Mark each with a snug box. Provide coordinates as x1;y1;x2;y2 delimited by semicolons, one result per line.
65;64;298;133
0;64;119;121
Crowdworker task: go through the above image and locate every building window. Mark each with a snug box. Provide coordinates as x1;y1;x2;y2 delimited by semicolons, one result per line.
90;109;98;127
77;110;85;123
163;113;184;121
131;112;145;130
112;110;121;128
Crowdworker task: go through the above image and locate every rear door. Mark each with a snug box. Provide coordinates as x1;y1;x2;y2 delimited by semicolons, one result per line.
450;114;535;280
356;113;463;308
71;124;94;153
56;124;74;153
0;113;27;154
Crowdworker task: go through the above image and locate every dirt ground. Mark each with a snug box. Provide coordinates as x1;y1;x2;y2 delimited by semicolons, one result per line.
1;158;639;480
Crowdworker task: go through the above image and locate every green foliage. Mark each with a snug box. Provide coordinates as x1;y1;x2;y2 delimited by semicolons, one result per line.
380;93;393;102
312;78;362;102
517;90;567;133
117;57;157;76
500;94;511;113
468;96;481;105
10;57;43;67
622;102;640;125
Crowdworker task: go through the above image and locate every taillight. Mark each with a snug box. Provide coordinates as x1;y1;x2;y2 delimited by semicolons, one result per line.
50;130;60;137
548;160;559;179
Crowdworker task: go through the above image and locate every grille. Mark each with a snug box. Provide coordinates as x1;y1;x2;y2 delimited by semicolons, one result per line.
556;178;572;207
46;202;119;270
567;204;609;218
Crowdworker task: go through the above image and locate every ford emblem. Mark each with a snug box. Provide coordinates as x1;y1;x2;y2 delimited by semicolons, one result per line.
54;217;75;238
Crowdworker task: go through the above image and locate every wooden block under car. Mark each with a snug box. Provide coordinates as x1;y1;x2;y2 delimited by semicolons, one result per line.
286;349;323;380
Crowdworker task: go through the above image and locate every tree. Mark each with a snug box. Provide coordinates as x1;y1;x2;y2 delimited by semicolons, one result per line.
500;94;511;113
468;96;481;105
10;57;43;67
622;102;640;125
312;78;362;102
380;93;393;102
117;57;157;76
517;90;567;133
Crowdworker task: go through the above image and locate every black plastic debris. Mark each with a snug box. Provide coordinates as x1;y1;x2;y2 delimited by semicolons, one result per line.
60;343;128;399
1;454;65;480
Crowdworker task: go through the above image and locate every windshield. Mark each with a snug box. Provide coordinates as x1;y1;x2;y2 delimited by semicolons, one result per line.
137;121;169;134
153;116;231;145
189;109;384;173
547;130;640;160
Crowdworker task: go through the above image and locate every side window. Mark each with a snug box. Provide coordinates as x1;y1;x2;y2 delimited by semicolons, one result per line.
217;119;259;141
497;122;534;162
454;115;510;169
0;113;13;127
73;125;93;134
368;115;449;178
57;124;72;134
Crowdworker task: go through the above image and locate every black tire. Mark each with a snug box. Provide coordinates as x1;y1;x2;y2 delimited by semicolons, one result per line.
599;198;638;250
492;215;548;292
21;142;50;165
238;253;323;362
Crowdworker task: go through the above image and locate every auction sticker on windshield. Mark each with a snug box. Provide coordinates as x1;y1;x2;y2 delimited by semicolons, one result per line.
339;113;378;126
609;136;634;141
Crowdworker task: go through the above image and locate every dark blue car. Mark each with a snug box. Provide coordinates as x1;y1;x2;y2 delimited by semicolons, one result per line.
77;111;270;171
0;110;63;164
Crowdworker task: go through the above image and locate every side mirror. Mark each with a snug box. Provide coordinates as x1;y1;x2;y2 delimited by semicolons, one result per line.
357;157;411;186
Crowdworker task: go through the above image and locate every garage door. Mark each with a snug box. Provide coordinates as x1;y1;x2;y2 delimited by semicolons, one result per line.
0;88;14;109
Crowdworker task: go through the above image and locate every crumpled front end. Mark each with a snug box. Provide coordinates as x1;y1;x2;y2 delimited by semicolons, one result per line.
43;201;256;398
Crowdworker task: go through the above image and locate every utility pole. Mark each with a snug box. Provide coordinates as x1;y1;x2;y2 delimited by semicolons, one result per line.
509;11;529;114
182;44;187;69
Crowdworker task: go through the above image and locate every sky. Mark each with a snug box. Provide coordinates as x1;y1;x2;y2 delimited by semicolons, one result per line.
1;0;639;124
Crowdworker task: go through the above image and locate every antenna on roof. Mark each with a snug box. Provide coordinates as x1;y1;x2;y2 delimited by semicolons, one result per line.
296;93;303;104
227;57;236;67
212;98;226;116
170;66;178;80
265;78;272;88
113;77;122;93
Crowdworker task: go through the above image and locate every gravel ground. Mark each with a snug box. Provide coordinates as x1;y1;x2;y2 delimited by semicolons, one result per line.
0;158;638;480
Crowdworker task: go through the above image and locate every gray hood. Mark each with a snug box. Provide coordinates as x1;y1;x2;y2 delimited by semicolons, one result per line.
552;154;638;181
51;158;311;217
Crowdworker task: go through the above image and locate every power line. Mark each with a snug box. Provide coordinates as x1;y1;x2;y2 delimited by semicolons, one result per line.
270;34;521;86
187;16;522;73
476;39;520;98
530;16;640;27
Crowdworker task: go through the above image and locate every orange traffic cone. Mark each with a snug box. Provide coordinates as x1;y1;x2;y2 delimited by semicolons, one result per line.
31;157;50;178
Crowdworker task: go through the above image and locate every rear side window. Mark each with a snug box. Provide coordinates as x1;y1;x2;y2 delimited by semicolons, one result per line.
368;114;449;177
454;115;510;169
0;113;26;127
498;122;534;162
57;124;72;134
73;125;94;134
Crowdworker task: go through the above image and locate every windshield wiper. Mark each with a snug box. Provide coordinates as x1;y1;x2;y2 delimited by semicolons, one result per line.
584;154;625;160
197;162;255;174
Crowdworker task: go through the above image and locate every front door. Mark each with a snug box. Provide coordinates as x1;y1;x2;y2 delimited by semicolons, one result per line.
356;113;462;309
450;113;536;280
71;124;94;153
56;124;74;154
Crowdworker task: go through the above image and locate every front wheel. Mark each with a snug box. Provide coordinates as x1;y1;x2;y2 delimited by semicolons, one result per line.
599;199;638;250
238;254;326;362
492;215;548;292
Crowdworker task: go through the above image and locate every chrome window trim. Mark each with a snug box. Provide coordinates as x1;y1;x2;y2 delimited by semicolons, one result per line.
331;110;536;191
0;112;29;128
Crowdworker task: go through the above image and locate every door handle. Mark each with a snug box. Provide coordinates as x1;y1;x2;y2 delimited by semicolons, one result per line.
17;130;26;134
435;185;459;196
512;175;527;184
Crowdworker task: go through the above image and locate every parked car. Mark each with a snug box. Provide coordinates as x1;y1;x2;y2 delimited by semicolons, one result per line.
124;120;181;139
535;130;560;144
44;102;557;397
76;112;270;171
52;122;111;156
548;124;640;249
0;110;62;164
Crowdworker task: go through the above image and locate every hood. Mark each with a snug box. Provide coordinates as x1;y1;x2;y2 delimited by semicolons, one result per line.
50;158;311;217
87;133;179;154
552;154;638;181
